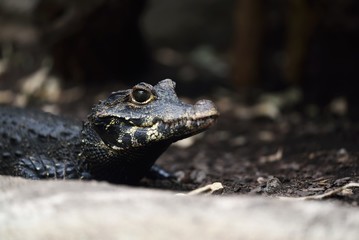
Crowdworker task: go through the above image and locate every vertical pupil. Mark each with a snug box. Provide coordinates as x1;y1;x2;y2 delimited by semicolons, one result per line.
133;89;150;103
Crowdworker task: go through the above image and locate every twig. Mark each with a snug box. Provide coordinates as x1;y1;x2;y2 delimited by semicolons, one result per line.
177;182;224;196
278;182;359;200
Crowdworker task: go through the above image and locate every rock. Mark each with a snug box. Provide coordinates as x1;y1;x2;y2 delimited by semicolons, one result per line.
1;176;359;240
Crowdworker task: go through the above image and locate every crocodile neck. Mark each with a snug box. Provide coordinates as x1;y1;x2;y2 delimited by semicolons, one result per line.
80;122;170;184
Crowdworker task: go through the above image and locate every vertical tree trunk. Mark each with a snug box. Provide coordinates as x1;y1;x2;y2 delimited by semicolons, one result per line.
232;0;263;89
284;0;316;84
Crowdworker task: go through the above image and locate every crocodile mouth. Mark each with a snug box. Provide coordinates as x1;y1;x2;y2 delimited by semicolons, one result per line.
163;115;217;130
157;99;218;128
155;114;219;142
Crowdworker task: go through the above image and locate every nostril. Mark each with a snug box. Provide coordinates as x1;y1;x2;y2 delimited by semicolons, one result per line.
193;100;219;117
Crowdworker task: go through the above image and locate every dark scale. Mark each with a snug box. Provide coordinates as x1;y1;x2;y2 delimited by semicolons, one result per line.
0;79;218;184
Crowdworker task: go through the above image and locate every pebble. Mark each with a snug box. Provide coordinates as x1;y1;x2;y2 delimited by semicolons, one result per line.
264;177;282;193
190;170;207;183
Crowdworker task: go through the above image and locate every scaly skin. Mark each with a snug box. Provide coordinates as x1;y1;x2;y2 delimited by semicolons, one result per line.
0;79;218;184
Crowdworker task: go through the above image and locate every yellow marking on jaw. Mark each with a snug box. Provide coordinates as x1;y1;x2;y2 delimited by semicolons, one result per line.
105;118;118;130
146;122;162;141
128;126;139;146
113;121;164;148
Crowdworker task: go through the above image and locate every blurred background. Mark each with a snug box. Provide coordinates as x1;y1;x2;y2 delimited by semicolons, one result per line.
1;0;359;196
0;0;358;116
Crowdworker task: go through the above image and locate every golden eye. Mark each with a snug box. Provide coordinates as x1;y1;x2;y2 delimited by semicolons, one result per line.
131;88;153;104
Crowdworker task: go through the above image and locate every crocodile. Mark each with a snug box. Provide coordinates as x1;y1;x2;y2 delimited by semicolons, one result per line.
0;79;218;184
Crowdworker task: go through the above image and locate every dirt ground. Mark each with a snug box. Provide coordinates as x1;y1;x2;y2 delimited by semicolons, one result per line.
1;79;359;206
36;80;349;202
141;91;359;205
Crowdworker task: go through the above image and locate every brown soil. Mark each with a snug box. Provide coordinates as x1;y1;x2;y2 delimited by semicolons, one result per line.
2;81;359;205
141;96;359;205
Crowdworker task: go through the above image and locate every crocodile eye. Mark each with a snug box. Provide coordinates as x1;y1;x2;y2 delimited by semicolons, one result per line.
130;88;153;104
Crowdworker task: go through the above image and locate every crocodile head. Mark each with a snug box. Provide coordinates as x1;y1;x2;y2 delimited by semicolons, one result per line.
88;79;219;150
81;79;219;183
